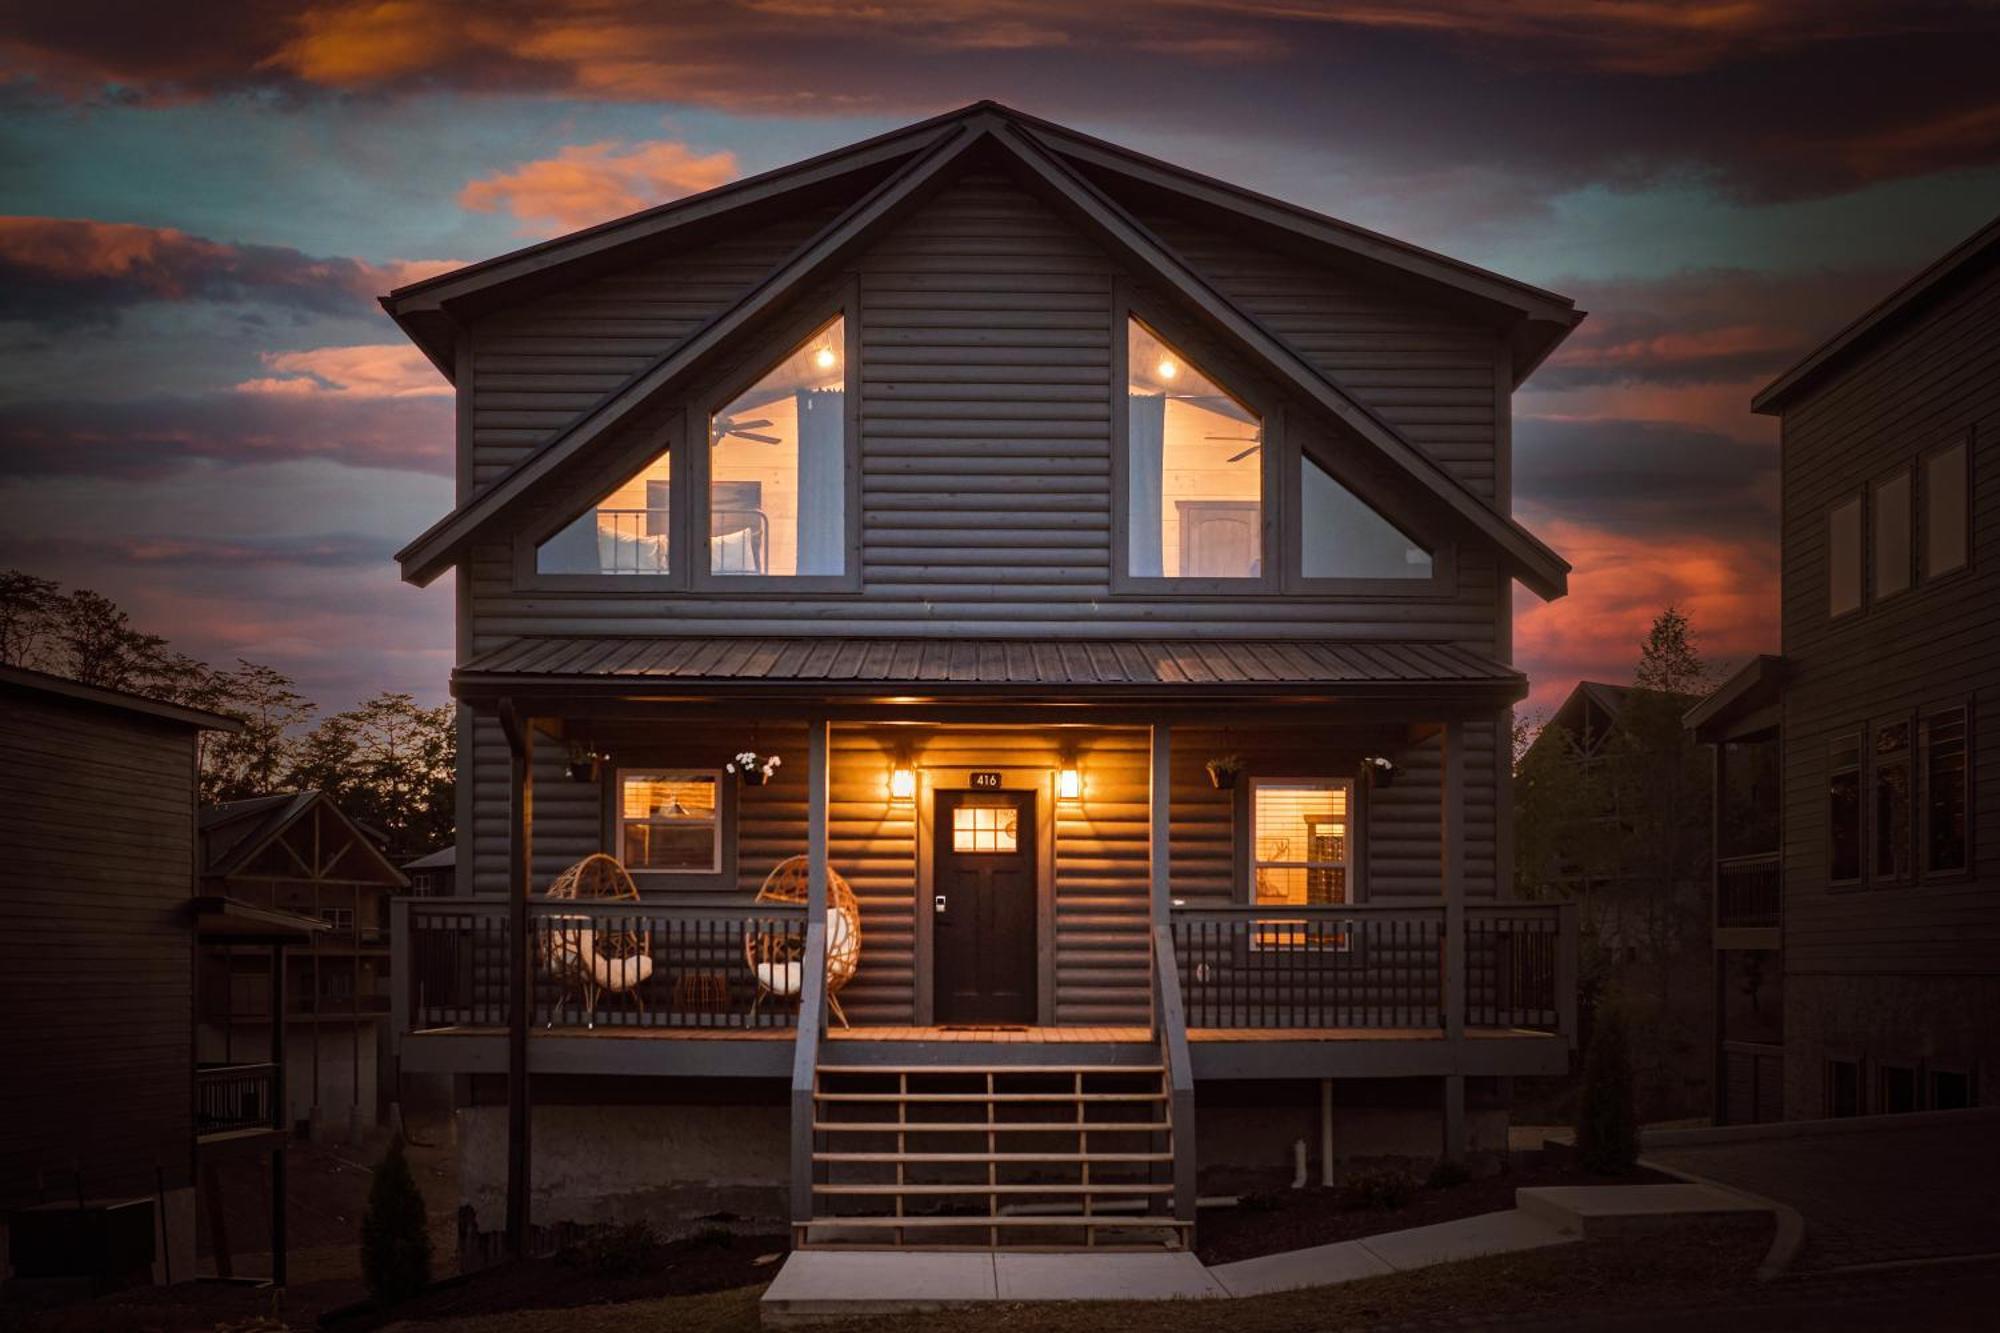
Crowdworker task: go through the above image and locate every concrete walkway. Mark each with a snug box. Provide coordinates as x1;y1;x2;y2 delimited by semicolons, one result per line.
763;1183;1771;1321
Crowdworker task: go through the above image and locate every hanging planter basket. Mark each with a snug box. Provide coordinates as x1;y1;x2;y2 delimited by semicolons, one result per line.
729;751;782;787
565;744;601;784
1206;756;1243;790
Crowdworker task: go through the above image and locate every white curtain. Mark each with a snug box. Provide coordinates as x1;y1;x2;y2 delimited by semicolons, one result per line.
1127;393;1166;577
797;388;845;575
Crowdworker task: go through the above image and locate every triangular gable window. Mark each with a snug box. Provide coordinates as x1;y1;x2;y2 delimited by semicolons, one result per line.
1127;317;1263;580
535;451;672;575
709;315;847;578
1300;455;1433;580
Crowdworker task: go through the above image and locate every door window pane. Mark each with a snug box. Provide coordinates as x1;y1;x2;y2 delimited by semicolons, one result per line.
536;451;670;574
1828;496;1862;616
1127;318;1261;579
1923;707;1969;874
952;803;1018;854
710;316;846;576
1873;470;1911;597
1301;455;1432;579
617;772;720;873
1874;721;1911;880
1924;441;1968;577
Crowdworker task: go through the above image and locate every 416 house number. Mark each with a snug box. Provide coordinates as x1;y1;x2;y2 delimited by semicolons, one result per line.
969;771;1002;789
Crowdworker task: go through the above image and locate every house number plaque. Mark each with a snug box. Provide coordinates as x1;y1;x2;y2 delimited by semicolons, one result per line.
969;771;1003;789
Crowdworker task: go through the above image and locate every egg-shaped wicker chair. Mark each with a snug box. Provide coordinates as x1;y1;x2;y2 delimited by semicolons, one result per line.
539;853;653;1026
744;854;861;1029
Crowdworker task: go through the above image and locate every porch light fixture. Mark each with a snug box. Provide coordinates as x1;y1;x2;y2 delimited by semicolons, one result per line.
1057;767;1082;801
1364;756;1396;789
889;767;916;802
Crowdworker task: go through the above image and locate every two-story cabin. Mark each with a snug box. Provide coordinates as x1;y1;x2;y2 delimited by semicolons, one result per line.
1692;213;1997;1125
384;103;1582;1259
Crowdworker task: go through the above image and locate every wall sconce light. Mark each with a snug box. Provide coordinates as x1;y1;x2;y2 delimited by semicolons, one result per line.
889;767;916;802
1056;768;1082;801
1364;756;1397;789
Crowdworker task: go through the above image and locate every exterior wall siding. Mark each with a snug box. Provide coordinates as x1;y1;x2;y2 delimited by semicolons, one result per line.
0;691;197;1206
1774;250;1999;1111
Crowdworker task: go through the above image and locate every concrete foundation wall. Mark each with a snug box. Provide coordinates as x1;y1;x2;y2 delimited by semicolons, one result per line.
1194;1078;1508;1193
1785;974;2000;1117
458;1102;790;1238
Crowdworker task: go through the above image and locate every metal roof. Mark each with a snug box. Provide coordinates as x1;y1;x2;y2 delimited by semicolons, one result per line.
0;663;242;733
456;636;1523;699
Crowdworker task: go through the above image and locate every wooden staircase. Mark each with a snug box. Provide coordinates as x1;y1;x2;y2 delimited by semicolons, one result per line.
798;1062;1191;1249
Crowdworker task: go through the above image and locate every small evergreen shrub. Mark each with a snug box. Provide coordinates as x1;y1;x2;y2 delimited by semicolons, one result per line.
1426;1157;1473;1190
1339;1166;1419;1211
362;1137;432;1305
1576;1006;1640;1174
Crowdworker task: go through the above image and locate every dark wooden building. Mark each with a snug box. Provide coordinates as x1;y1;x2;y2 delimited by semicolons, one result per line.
1694;212;1998;1123
383;103;1585;1258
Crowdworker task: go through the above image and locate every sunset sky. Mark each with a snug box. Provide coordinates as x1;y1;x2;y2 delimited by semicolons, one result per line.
3;2;1997;716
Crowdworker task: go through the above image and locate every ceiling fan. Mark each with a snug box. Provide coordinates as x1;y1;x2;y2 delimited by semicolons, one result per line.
712;414;781;445
1207;433;1263;463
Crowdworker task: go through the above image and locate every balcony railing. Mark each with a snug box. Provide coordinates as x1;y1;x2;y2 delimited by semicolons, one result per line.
1169;901;1572;1034
401;899;808;1032
1717;854;1782;928
195;1062;277;1135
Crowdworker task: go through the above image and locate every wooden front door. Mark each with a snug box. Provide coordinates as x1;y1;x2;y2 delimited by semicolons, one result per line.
933;790;1038;1024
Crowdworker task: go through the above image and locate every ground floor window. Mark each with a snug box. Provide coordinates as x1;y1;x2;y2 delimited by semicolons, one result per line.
616;770;722;873
1249;778;1351;948
1928;1067;1975;1110
1825;1058;1861;1117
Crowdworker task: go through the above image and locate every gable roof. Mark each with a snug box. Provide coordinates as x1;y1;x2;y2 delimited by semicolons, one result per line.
1754;211;2000;415
390;104;1573;599
200;789;408;886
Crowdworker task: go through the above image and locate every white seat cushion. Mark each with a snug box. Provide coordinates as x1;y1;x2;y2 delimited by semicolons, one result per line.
827;908;854;955
755;960;805;997
589;950;654;992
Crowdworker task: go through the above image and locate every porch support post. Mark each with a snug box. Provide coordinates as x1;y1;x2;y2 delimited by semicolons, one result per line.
791;718;831;1232
1441;716;1467;1161
1149;723;1171;926
269;941;287;1289
807;719;830;930
498;701;534;1259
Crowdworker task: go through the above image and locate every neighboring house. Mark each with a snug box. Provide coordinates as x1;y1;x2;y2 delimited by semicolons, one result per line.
1692;213;1997;1124
1518;681;1710;1114
405;844;457;897
382;102;1584;1261
0;666;313;1289
197;792;408;1142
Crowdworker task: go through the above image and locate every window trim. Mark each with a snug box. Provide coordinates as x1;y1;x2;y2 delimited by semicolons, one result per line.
1870;464;1913;602
1920;432;1972;584
1868;714;1915;887
1919;701;1973;882
1826;490;1865;620
689;297;863;594
1111;293;1280;596
611;767;730;884
1240;775;1360;953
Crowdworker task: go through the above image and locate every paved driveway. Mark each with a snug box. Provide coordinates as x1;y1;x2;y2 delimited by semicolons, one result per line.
1647;1117;1999;1271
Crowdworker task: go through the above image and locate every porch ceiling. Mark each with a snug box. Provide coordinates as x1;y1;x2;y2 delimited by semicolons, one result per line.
453;635;1526;711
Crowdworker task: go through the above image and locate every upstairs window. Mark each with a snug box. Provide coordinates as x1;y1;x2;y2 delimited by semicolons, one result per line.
1300;456;1433;580
1924;440;1969;578
709;315;847;578
536;451;671;575
1126;318;1263;580
1873;720;1912;881
1828;496;1862;617
1828;734;1861;883
1922;706;1969;875
1872;469;1912;598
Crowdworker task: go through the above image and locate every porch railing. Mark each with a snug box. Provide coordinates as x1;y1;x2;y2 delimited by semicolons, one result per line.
400;898;808;1032
1716;853;1782;928
1169;901;1572;1035
195;1062;277;1135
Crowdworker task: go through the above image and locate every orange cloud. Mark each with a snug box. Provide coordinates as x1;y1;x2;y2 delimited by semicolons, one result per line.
235;344;449;398
1514;515;1779;714
459;139;739;235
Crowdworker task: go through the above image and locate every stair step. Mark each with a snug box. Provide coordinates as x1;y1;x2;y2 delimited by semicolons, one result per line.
816;1064;1164;1075
802;1215;1190;1229
813;1121;1170;1134
812;1088;1168;1096
814;1150;1173;1164
812;1182;1175;1196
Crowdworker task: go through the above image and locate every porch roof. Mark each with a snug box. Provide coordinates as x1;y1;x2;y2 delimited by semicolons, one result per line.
454;635;1526;710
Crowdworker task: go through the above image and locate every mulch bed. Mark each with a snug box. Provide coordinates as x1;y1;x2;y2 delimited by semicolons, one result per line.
321;1229;788;1330
1195;1159;1677;1265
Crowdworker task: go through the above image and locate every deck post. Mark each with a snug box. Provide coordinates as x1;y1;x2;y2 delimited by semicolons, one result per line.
1149;723;1171;926
1441;717;1466;1160
268;941;287;1288
499;701;533;1259
792;718;831;1233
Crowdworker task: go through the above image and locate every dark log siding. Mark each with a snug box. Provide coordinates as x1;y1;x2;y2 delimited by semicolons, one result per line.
450;161;1524;1005
0;691;197;1206
1777;255;2000;981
